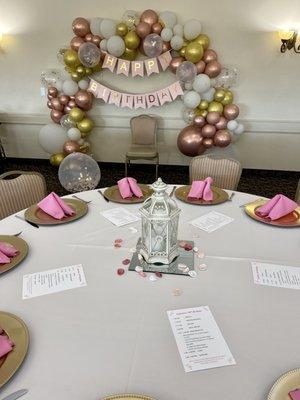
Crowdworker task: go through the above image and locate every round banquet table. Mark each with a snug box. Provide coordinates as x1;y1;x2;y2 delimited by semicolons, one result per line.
0;187;299;400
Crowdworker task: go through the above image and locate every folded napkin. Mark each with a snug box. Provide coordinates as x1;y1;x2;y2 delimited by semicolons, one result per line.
289;390;300;400
188;177;213;201
117;177;143;199
256;194;298;221
0;251;10;265
0;330;14;358
38;192;75;220
0;242;19;265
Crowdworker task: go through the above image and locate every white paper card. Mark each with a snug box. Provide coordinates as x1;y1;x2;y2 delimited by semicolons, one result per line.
101;207;139;227
252;262;300;290
167;306;236;372
190;211;234;233
22;264;87;299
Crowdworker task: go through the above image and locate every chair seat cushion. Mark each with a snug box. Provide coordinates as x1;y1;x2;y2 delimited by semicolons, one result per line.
126;146;157;158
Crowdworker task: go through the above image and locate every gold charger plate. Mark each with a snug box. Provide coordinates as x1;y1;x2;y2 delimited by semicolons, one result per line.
104;184;153;204
175;185;228;205
267;368;300;400
0;236;28;275
244;199;300;227
0;312;29;388
102;395;156;400
24;198;88;225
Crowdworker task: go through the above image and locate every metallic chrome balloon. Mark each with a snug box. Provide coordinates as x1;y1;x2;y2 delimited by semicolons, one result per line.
162;41;171;53
50;98;64;112
169;56;184;73
215;116;228;130
201;124;216;138
74;90;93;111
205;60;221;78
59;94;70;105
140;9;158;26
177;125;206;157
203;49;218;63
85;33;93;42
202;138;214;148
91;35;101;46
72;17;90;38
50;152;65;167
136;22;151;38
51;109;63;124
48;87;58;97
223;104;239;120
193;115;206;127
185;42;203;63
195;60;206;74
70;36;84;51
206;111;221;125
213;130;231;147
152;22;163;35
63;140;80;155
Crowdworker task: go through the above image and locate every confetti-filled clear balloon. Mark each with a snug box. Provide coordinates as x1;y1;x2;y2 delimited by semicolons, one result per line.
143;33;163;57
122;10;140;28
182;108;196;124
215;67;237;89
57;47;68;65
78;42;101;68
41;69;63;89
60;115;76;130
58;153;101;193
176;61;197;83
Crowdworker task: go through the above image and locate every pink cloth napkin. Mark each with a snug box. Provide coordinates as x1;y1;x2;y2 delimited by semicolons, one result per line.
0;251;10;265
0;242;19;265
38;192;75;220
188;177;213;201
117;177;143;199
256;194;298;221
0;330;14;358
289;390;300;400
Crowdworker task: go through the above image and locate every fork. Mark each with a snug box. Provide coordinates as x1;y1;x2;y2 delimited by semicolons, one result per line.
170;186;177;197
13;231;23;237
239;198;263;208
228;192;235;201
15;215;39;228
72;195;91;204
98;189;109;202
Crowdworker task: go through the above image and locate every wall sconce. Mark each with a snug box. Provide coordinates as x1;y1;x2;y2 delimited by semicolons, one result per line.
278;29;300;53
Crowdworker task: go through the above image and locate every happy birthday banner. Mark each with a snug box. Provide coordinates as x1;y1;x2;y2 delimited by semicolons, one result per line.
88;79;183;109
102;51;172;77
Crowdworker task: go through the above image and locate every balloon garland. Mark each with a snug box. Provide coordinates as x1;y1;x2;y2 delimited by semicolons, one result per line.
40;9;244;166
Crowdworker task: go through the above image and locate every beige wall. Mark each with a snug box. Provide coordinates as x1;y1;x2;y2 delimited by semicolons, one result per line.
0;0;299;170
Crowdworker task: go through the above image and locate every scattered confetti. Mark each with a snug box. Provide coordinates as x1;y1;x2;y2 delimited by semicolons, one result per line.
135;266;143;272
117;268;125;275
138;271;147;278
197;251;205;259
188;270;197;278
184;244;193;251
155;272;163;278
114;243;122;248
115;239;123;244
193;247;198;252
149;275;157;282
178;263;187;271
179;241;187;248
183;266;190;273
198;263;208;271
122;259;131;265
172;288;182;296
129;247;136;253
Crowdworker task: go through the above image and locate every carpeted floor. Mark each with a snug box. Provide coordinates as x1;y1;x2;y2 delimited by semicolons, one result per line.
1;158;299;199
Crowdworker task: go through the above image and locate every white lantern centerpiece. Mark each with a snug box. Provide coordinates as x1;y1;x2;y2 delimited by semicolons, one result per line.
139;178;180;265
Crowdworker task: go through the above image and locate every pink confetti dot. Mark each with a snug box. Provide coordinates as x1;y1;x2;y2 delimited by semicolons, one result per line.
122;259;131;265
179;241;187;248
115;239;123;243
114;243;122;248
184;244;193;251
117;268;125;275
138;271;147;278
155;272;163;278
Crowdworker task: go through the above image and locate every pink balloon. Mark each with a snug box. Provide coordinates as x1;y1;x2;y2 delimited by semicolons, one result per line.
68;100;76;108
202;124;216;138
214;130;231;147
75;90;93;111
50;109;63;123
215;116;228;130
206;112;221;125
223;104;239;120
48;87;58;97
169;57;184;73
63;140;80;155
205;61;221;78
203;49;218;63
92;35;101;46
193;115;206;127
85;33;93;42
64;105;72;114
195;60;206;74
177;125;206;157
59;94;70;105
72;17;90;38
50;98;64;112
47;101;53;109
203;138;214;148
70;36;84;51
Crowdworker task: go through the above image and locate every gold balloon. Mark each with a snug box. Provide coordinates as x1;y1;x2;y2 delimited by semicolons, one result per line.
76;65;85;74
63;49;80;68
77;117;94;133
116;22;128;36
198;100;209;110
92;64;102;73
71;72;81;82
50;153;65;167
214;88;226;102
194;34;210;50
85;67;93;75
69;107;85;122
221;91;234;105
79;142;90;153
124;30;140;50
182;39;189;47
208;101;224;114
122;47;138;61
179;47;186;57
197;109;208;118
185;42;203;63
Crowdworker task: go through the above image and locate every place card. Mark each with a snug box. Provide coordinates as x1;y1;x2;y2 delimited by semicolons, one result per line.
167;306;236;372
190;211;234;233
22;264;87;299
252;262;300;290
100;207;140;227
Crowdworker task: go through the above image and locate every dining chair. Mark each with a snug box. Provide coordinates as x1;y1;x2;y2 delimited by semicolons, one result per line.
295;179;300;204
189;155;242;190
0;171;47;220
125;115;159;179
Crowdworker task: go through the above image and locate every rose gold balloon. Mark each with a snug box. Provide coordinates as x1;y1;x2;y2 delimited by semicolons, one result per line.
195;60;206;74
64;105;72;114
152;22;163;35
47;101;53;109
47;94;54;100
59;94;70;105
214;130;231;147
136;22;151;38
140;9;158;26
72;17;90;38
201;124;216;138
204;60;221;78
177;125;206;157
68;100;76;108
223;104;239;120
169;56;184;73
85;33;93;42
100;50;106;60
203;138;214;148
193;115;206;127
50;98;64;112
92;35;101;46
51;109;63;123
63;140;80;155
48;87;58;97
206;112;221;125
215;116;228;130
70;96;75;100
74;90;93;111
70;36;84;51
162;41;171;53
203;49;218;63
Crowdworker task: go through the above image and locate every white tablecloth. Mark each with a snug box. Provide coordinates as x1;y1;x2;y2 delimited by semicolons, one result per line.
0;188;299;400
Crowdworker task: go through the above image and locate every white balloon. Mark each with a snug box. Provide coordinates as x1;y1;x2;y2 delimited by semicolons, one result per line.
39;124;68;154
159;11;177;28
161;27;173;42
107;35;125;57
100;19;116;39
100;39;107;51
54;81;63;91
78;79;89;90
227;120;238;131
234;123;245;135
173;24;183;37
67;127;81;141
185;82;193;90
90;17;102;35
171;50;179;58
170;35;183;50
78;138;85;145
62;79;78;96
183;90;201;109
192;74;211;93
201;87;215;102
183;19;202;40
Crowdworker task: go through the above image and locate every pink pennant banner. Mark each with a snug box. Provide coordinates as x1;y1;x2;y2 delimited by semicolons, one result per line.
157;88;172;105
134;94;146;109
97;84;111;102
102;53;117;72
108;90;122;107
146;92;160;108
87;79;99;96
158;51;172;71
121;93;134;109
169;81;184;100
116;59;130;76
145;58;159;76
131;61;144;77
